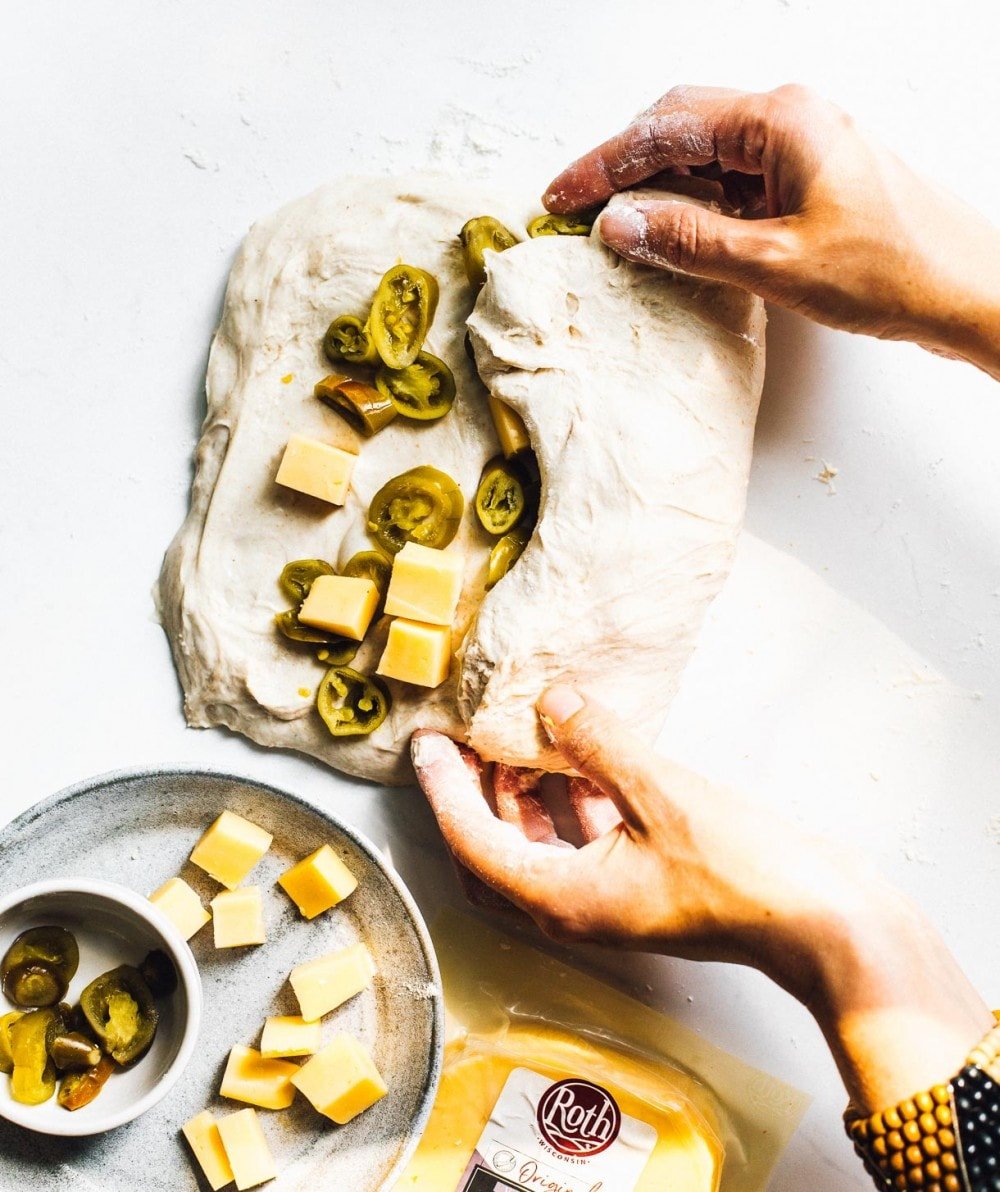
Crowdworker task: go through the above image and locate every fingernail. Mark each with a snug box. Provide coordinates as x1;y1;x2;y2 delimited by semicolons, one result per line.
537;685;585;729
410;730;445;771
598;203;649;250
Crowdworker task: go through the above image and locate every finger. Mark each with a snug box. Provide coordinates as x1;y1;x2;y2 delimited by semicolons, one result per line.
543;85;769;213
566;776;623;843
536;686;668;835
597;197;796;292
411;730;579;911
492;763;560;845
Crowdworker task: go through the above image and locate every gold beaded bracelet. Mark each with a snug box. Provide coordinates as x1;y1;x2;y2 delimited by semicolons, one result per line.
844;1017;1000;1191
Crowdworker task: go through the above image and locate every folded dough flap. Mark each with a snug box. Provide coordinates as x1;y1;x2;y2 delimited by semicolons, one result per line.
460;219;765;771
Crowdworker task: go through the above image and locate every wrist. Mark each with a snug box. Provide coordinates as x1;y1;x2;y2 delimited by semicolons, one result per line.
804;882;992;1111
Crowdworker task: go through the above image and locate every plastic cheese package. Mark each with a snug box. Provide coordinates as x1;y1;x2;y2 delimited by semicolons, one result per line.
397;910;809;1191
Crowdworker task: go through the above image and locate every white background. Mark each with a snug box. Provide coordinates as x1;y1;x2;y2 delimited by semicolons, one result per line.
2;2;999;1187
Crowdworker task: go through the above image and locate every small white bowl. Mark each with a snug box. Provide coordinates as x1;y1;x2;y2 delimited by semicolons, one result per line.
0;878;202;1136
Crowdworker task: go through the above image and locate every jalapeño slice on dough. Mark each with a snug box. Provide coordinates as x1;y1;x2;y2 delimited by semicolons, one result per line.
527;212;593;237
369;264;439;370
279;559;335;605
375;352;456;422
367;465;464;555
323;315;380;366
316;667;391;738
458;215;519;288
486;525;531;590
475;455;537;536
315;375;397;437
342;550;392;614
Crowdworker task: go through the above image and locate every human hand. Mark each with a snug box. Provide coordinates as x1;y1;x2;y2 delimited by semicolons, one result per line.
412;685;992;1110
544;84;1000;378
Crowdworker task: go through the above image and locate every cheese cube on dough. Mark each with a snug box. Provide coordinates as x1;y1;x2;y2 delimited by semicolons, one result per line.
220;1044;298;1110
149;877;210;941
289;942;375;1022
275;434;356;505
384;542;464;626
299;575;379;640
260;1015;321;1059
216;1108;277;1190
190;810;273;889
182;1110;235;1191
291;1034;387;1124
376;618;451;688
488;395;530;457
277;845;357;920
211;888;266;948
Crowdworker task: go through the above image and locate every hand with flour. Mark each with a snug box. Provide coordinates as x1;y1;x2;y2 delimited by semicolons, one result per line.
545;83;1000;379
412;686;992;1125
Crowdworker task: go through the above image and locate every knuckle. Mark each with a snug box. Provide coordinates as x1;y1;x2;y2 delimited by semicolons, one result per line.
770;82;817;106
536;908;591;945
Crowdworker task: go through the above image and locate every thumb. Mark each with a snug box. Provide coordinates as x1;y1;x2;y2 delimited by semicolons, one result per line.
598;198;794;293
536;685;667;834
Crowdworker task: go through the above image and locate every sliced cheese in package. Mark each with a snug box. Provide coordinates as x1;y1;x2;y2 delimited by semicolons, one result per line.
397;910;809;1191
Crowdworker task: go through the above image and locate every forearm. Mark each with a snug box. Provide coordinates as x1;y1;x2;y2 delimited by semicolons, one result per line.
804;884;992;1112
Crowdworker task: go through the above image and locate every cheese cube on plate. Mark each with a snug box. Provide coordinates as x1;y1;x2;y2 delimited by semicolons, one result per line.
182;1110;235;1191
299;575;379;640
220;1044;298;1110
260;1016;321;1059
149;877;210;941
377;618;451;688
216;1108;277;1190
384;542;464;626
211;888;266;948
277;845;357;919
190;810;272;889
289;942;375;1022
291;1034;387;1124
275;434;356;505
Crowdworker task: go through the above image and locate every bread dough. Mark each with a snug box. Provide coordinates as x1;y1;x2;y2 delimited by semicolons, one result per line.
157;176;764;784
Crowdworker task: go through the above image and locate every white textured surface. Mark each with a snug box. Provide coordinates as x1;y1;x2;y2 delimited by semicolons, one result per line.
2;2;999;1188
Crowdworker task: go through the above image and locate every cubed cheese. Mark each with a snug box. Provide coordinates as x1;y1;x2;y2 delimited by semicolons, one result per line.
275;434;356;505
220;1044;298;1110
299;575;379;641
277;845;357;920
376;618;451;688
384;542;464;626
149;877;210;941
190;810;273;889
211;887;266;948
182;1110;235;1191
290;1034;387;1124
216;1108;277;1190
488;395;530;457
289;942;375;1022
260;1016;321;1059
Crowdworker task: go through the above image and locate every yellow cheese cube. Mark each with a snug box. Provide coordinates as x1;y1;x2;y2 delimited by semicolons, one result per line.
384;542;464;626
275;434;356;505
289;942;375;1022
488;395;530;456
220;1044;298;1110
190;810;273;889
211;887;266;948
377;618;451;688
298;575;379;641
216;1108;277;1190
182;1110;235;1191
290;1034;387;1124
277;845;357;920
260;1016;321;1059
149;877;210;941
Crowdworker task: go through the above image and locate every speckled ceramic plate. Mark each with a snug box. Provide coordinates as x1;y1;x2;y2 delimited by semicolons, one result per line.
0;768;443;1191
